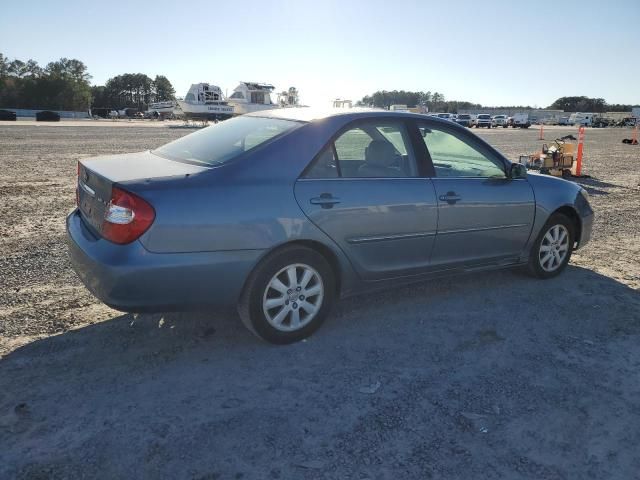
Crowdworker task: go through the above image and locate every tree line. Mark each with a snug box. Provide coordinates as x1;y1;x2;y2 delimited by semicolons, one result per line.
358;90;638;113
0;52;176;111
0;53;92;111
548;96;637;113
356;90;483;113
91;73;175;110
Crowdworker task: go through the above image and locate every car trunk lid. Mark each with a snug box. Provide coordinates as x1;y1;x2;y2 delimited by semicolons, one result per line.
77;151;209;236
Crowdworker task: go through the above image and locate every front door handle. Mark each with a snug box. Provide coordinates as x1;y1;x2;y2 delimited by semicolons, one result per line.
439;191;462;204
310;193;341;209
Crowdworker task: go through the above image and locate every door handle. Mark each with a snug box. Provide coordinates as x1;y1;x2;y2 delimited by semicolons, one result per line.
439;191;462;204
310;193;341;209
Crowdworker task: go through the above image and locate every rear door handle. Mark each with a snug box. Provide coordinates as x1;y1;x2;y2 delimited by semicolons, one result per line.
439;192;462;204
310;193;341;209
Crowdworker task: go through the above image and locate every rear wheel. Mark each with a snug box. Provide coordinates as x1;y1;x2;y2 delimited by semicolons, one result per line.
527;214;574;279
238;246;336;344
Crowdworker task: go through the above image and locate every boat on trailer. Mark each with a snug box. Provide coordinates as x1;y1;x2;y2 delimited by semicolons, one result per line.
227;82;281;115
147;101;177;115
177;83;235;120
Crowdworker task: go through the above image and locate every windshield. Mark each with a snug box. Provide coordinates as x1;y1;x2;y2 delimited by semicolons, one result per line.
458;114;470;119
478;115;490;119
153;116;301;166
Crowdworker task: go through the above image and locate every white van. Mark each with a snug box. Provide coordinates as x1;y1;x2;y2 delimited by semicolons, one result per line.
512;113;531;128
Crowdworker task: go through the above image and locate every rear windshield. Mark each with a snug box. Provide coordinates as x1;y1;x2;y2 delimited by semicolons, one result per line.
458;114;470;119
153;116;301;166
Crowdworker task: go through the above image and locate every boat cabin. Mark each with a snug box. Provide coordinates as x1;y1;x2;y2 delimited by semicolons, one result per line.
229;82;275;106
183;83;225;104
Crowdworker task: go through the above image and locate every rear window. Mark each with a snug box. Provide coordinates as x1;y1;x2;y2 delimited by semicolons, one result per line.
458;114;470;119
153;116;301;166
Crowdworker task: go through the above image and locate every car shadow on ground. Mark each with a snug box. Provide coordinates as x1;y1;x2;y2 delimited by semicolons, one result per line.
574;176;627;196
1;266;639;479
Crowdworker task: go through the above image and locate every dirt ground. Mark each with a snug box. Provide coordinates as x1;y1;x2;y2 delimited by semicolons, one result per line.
0;121;639;479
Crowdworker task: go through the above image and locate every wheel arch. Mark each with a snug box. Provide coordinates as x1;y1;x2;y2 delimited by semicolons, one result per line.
553;205;582;246
238;239;343;304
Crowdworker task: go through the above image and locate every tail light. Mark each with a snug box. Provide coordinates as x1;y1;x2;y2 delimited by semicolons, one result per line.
102;186;155;244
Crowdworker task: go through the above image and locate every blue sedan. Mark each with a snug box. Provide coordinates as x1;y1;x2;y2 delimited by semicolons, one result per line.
67;108;594;343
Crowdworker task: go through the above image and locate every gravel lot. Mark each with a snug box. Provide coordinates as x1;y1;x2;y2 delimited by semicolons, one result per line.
1;121;639;479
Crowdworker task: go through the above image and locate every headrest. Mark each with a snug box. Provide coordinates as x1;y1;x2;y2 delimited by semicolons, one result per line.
365;140;396;167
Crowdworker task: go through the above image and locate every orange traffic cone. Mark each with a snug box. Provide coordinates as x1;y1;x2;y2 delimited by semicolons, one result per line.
575;126;585;176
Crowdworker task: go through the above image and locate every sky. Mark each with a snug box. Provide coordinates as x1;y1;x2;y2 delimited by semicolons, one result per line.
1;0;638;108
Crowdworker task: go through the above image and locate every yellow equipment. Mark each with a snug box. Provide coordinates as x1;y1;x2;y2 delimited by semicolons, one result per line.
518;137;576;178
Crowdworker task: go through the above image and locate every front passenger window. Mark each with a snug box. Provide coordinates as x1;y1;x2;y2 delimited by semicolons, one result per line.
419;126;506;178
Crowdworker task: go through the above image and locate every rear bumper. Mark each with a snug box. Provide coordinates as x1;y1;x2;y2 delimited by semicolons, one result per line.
66;209;264;312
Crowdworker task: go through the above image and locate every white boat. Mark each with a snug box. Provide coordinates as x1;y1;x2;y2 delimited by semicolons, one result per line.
228;82;280;115
147;101;177;115
177;83;235;120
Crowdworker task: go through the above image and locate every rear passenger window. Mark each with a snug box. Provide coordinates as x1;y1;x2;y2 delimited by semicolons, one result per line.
334;128;372;161
304;146;339;178
303;121;418;179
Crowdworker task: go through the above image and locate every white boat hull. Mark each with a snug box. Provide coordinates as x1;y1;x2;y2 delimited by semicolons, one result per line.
177;100;235;120
229;102;280;115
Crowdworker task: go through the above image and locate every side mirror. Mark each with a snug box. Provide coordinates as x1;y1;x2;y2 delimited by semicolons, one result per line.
510;163;527;179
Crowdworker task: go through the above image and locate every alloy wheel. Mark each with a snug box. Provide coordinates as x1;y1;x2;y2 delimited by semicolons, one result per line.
539;224;570;272
262;263;324;332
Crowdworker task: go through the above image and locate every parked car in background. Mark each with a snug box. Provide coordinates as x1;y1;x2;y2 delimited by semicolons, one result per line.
67;108;593;344
558;116;572;126
512;113;531;128
592;116;612;128
617;117;637;127
492;115;508;128
0;109;17;121
454;113;473;127
36;110;61;122
436;113;455;122
474;114;492;128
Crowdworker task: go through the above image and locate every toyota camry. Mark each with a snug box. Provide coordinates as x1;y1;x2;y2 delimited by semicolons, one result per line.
67;108;594;343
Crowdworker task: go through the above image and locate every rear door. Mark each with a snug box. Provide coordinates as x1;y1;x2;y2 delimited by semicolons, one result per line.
294;119;438;281
416;121;535;268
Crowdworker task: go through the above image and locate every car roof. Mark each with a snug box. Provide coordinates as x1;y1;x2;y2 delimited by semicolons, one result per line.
245;107;447;124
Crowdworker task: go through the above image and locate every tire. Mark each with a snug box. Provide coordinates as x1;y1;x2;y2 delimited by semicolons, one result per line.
527;213;574;279
238;245;336;344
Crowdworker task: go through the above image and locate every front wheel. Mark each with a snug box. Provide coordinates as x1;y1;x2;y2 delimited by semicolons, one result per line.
238;246;336;344
527;214;574;279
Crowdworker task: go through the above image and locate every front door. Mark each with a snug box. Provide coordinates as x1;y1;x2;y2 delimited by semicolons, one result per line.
417;122;535;268
294;119;438;281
